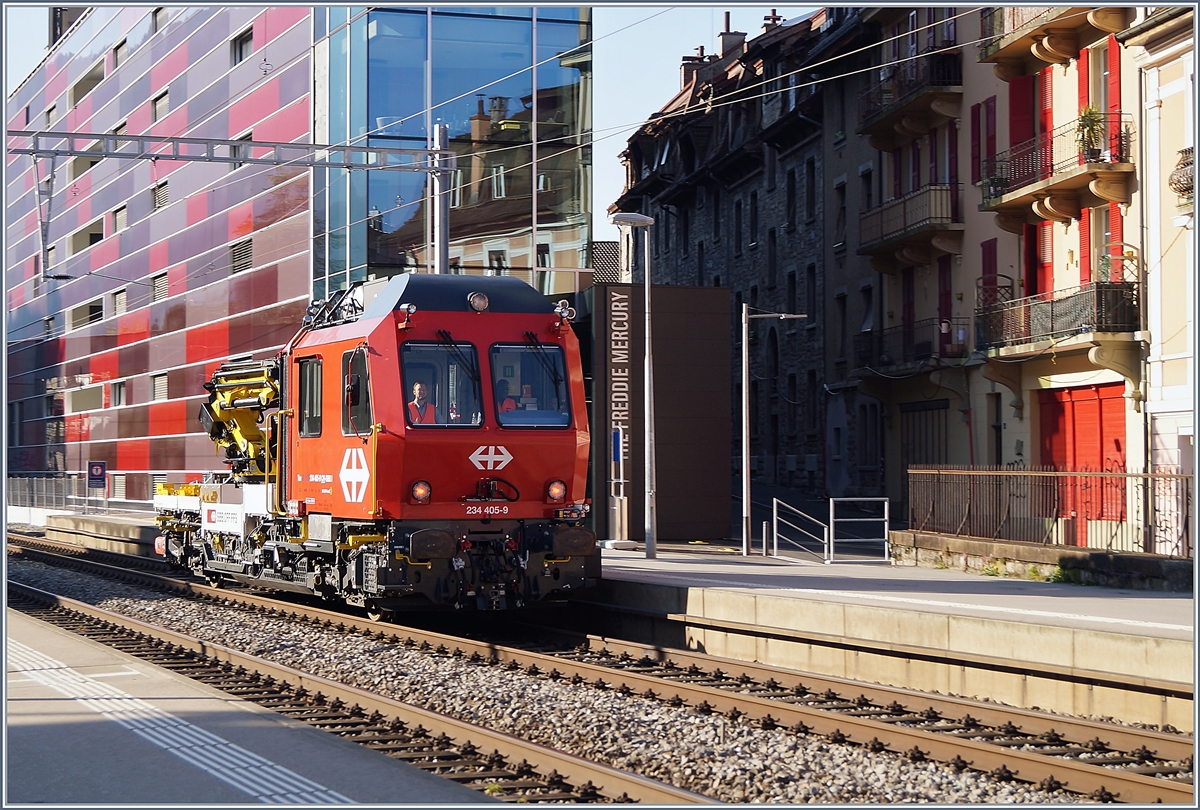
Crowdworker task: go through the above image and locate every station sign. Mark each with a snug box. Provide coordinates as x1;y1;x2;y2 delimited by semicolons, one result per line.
87;461;107;489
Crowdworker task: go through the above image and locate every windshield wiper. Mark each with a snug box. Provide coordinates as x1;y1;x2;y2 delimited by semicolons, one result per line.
523;331;564;409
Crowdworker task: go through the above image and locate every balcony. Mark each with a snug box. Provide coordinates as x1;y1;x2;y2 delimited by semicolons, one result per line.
859;184;963;263
857;52;962;147
981;112;1133;217
979;7;1127;69
976;276;1141;354
854;317;970;371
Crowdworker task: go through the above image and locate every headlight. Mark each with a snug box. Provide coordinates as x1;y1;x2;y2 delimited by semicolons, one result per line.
546;480;567;503
411;480;431;504
467;291;489;312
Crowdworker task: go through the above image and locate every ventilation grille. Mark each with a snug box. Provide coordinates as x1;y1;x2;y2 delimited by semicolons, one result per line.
151;273;168;302
152;374;168;401
230;239;253;273
152;182;168;210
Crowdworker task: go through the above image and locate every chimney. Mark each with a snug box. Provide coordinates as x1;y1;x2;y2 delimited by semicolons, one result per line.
762;9;784;33
719;12;746;58
680;46;706;90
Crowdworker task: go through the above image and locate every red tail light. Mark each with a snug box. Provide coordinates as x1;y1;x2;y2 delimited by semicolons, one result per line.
411;481;431;504
547;480;567;503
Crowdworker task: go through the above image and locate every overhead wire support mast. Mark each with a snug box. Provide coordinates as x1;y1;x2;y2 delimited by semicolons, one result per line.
7;129;457;281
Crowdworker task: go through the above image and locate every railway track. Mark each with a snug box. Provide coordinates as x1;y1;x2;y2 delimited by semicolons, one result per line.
7;581;707;804
8;536;1195;803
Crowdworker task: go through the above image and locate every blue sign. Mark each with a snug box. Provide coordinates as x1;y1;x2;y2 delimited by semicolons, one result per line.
87;461;107;489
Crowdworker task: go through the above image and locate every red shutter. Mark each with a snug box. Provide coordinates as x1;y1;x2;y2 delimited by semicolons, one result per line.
1009;74;1035;145
981;238;998;286
984;96;997;161
1023;223;1038;294
1078;49;1089;167
1106;34;1121;114
948;120;958;185
1079;207;1091;283
970;103;981;184
1038;221;1054;293
1039;67;1054;135
1109;201;1123;265
1038;389;1068;469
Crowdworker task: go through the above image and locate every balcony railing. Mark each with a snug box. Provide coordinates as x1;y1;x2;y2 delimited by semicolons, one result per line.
854;316;970;369
909;465;1192;558
978;7;1055;51
981;112;1132;206
859;184;961;252
857;52;963;130
976;279;1141;349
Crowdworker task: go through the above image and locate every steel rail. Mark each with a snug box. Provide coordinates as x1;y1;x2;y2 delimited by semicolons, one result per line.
10;541;1193;803
8;581;710;805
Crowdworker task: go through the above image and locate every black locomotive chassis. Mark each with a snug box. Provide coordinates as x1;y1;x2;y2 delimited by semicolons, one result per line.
159;513;599;611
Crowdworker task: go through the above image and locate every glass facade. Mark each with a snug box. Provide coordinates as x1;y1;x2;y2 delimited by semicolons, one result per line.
313;7;592;298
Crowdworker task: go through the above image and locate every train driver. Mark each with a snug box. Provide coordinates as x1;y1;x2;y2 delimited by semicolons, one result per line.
407;382;437;424
495;379;518;413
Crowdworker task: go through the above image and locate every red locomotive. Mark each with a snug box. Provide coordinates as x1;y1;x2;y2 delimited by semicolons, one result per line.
154;273;599;614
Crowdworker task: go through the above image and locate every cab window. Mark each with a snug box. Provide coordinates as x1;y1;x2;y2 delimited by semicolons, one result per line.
490;343;570;428
341;347;372;436
401;342;482;427
297;357;322;436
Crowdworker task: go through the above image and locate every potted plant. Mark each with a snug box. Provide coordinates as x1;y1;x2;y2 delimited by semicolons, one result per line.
1077;105;1104;162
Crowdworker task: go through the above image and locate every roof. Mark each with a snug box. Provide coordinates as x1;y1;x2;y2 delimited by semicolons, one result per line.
360;272;556;320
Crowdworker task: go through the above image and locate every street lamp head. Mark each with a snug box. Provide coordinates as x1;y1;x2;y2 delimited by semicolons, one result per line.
610;212;655;228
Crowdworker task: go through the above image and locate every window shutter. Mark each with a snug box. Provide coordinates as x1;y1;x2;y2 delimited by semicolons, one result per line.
153;91;169;122
1109;201;1123;265
1038;220;1054;292
111;473;126;500
984;96;997;161
153;374;168;400
1079;208;1091;283
1106;34;1121;115
114;206;127;231
981;238;997;286
152;182;168;209
970;103;981;184
231;239;253;273
1009;74;1035;146
948;120;958;188
113;288;127;315
152;273;168;302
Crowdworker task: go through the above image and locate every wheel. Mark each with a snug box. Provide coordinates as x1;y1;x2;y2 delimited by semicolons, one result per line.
205;573;224;589
365;602;389;622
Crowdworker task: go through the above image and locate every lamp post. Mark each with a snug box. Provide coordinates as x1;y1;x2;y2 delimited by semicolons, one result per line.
611;212;657;559
742;303;807;556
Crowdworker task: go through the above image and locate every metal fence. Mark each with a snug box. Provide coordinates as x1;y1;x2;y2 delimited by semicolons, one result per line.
975;280;1141;349
859;184;962;251
855;316;970;369
908;466;1193;558
982;113;1132;206
978;7;1055;53
858;52;963;130
6;475;151;514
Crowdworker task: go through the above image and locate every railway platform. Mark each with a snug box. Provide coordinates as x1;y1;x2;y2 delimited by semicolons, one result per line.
5;608;493;804
588;543;1194;731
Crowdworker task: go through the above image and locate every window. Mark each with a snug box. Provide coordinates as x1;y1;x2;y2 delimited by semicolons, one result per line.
9;402;24;446
487;250;507;273
833;183;846;245
490;344;571;428
112;288;127;317
861;170;874;210
402;342;483;427
341;348;373;436
46;104;56;128
152;373;168;401
749;191;758;246
152;90;169;122
767;229;777;288
230;239;253;273
23;104;30;126
113;122;129;148
804;157;816;220
111;473;126;500
805;264;817;323
69;385;103;413
860;285;874;332
788;374;798;429
70;61;105;107
297;358;322;436
69;218;106;255
696;241;705;285
711;187;720;239
69;299;104;331
113;206;127;232
230;28;253;66
151;7;167;34
734;200;743;253
786;168;796;228
787;271;797;315
151;273;168;302
230;132;251;170
152;181;168;209
113;40;127;69
490;165;506;198
835;293;847;358
765;146;777;190
69;144;102;181
449;168;463;207
111;380;126;406
680;209;689;257
536;243;552;268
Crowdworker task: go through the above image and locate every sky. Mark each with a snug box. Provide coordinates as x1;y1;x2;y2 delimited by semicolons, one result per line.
3;4;815;242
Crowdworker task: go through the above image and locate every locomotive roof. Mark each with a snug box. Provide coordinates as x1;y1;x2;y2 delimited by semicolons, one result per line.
360;273;556;320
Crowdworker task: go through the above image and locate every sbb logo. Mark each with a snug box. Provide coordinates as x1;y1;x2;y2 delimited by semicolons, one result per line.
340;447;370;503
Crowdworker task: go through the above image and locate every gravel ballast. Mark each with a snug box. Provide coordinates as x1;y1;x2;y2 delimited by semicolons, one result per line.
8;556;1086;803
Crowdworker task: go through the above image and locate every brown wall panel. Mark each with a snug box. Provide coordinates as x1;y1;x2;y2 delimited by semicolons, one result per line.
118;405;149;439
